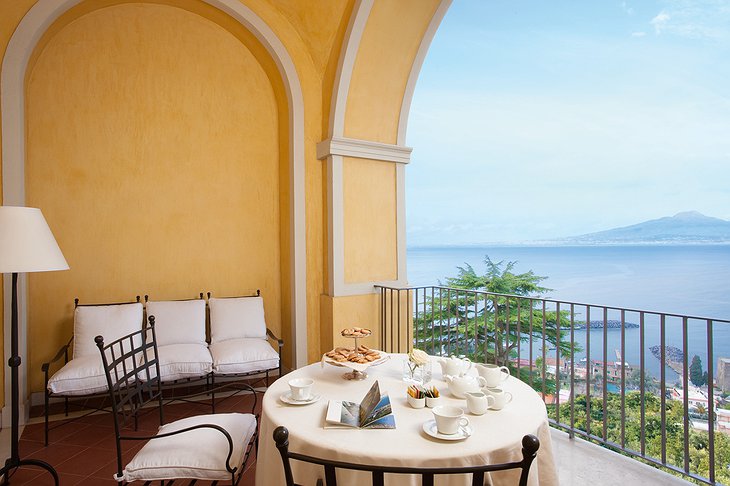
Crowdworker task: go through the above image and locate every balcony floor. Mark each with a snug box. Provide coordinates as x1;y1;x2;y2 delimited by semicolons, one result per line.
0;400;695;485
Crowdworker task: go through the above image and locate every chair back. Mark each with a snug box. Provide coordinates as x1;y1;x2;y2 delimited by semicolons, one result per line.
95;318;164;435
273;426;539;486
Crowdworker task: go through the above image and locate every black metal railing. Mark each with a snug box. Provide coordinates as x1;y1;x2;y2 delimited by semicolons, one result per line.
376;285;730;485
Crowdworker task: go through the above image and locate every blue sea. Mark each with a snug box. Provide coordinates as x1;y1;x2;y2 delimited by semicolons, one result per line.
407;245;730;383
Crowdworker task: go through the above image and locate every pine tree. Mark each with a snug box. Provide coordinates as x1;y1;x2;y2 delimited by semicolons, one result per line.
689;355;705;387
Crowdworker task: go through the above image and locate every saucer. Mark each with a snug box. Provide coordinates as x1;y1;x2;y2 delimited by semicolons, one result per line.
280;391;321;406
422;420;472;441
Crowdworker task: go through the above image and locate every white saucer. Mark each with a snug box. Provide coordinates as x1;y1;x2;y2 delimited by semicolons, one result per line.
422;420;473;441
280;391;321;406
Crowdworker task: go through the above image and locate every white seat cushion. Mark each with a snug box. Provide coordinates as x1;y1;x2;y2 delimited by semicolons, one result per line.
142;343;213;382
74;302;143;359
209;338;279;375
47;355;108;396
209;296;267;342
121;412;257;482
145;299;206;347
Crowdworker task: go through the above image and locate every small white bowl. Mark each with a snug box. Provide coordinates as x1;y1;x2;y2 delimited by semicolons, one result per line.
407;395;426;409
425;396;441;408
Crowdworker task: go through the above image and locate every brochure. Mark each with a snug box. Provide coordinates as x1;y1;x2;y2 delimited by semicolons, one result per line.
325;381;395;429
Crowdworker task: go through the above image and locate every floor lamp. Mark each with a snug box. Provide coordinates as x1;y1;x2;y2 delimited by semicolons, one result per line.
0;206;68;485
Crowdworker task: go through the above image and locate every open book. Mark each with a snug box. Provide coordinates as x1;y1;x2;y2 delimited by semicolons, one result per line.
325;381;395;429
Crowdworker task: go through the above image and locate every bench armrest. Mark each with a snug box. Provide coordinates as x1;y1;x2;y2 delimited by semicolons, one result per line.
42;336;73;374
266;328;284;349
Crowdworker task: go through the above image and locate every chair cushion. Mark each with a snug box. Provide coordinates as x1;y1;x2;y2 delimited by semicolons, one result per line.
121;412;257;482
142;343;213;382
209;338;279;375
47;355;108;396
209;296;267;342
74;302;144;359
145;299;206;347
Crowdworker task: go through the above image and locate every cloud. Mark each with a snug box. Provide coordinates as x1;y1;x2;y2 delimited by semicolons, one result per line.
621;1;635;15
651;11;671;34
648;1;730;41
631;31;647;37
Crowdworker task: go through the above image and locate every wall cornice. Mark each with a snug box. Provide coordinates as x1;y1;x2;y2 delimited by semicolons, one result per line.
317;136;412;164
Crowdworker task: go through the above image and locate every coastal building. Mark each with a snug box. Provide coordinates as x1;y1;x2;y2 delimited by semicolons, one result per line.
718;358;730;392
669;386;719;410
717;408;730;434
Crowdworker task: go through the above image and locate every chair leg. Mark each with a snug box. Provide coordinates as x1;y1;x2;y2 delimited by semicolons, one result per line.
44;390;50;446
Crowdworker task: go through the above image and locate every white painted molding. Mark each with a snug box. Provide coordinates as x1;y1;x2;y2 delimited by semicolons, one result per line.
1;5;308;423
317;137;412;164
328;0;373;139
397;0;452;145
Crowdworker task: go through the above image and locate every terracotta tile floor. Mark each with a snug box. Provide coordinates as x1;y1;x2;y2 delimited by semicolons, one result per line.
6;394;260;485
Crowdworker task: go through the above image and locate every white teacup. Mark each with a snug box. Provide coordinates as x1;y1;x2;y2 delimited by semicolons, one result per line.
476;363;510;387
432;405;469;435
485;387;513;410
465;391;495;415
288;378;314;400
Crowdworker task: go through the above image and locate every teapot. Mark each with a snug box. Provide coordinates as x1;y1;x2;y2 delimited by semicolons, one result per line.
437;355;473;377
443;374;488;398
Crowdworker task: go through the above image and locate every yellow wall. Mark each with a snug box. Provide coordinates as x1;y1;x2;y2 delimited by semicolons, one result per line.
343;157;398;283
25;3;282;391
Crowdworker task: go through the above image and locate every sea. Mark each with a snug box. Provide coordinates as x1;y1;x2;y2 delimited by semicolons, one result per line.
407;245;730;384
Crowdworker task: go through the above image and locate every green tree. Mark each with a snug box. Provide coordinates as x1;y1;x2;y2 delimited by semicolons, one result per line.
689;355;705;387
413;257;578;394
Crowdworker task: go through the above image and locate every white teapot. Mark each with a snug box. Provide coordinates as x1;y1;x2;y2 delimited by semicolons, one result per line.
443;374;488;398
437;355;473;377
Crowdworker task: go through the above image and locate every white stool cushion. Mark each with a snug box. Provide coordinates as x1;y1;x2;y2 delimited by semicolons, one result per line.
209;296;267;342
209;338;279;375
145;299;206;347
121;412;257;482
74;302;143;359
47;355;108;396
143;343;213;382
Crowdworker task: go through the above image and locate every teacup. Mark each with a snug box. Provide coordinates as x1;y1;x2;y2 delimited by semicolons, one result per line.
465;391;494;415
432;405;469;435
476;363;510;387
288;378;314;400
485;387;513;410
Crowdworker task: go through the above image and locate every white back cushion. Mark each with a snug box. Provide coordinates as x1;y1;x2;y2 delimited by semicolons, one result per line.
74;302;143;359
145;299;206;346
209;296;267;342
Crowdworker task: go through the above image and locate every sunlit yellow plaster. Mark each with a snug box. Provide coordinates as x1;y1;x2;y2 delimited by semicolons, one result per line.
343;157;398;283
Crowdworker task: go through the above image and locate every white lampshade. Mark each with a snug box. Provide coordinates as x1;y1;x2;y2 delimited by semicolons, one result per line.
0;206;69;273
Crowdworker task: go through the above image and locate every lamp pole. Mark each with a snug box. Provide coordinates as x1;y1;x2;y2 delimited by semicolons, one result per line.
0;272;59;484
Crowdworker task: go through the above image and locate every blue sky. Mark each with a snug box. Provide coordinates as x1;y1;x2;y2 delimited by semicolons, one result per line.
406;0;730;246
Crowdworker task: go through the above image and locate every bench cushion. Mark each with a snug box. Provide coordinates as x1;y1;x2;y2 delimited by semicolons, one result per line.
144;343;213;382
74;302;143;359
209;296;267;342
145;299;206;347
209;338;279;375
121;412;256;482
47;355;108;396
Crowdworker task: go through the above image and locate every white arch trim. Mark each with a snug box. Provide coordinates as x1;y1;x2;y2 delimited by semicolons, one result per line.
397;0;452;146
1;0;308;423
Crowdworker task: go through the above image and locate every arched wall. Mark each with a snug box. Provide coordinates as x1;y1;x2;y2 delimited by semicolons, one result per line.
1;0;307;423
317;0;451;352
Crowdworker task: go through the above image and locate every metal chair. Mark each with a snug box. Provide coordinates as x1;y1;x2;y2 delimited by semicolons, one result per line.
273;426;539;486
96;321;258;485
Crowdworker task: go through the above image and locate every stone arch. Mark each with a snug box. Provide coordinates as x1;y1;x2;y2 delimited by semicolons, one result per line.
1;0;307;421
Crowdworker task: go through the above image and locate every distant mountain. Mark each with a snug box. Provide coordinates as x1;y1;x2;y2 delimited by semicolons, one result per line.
566;211;730;244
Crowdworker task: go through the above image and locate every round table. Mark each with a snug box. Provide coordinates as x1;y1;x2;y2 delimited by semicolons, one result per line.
255;355;558;486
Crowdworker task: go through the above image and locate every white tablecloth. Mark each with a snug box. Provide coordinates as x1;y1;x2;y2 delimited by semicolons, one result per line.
255;355;558;486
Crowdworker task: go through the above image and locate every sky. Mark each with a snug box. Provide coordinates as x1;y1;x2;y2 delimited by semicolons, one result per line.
405;0;730;246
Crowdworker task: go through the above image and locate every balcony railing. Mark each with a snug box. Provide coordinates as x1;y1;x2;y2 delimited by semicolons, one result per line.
376;285;730;486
